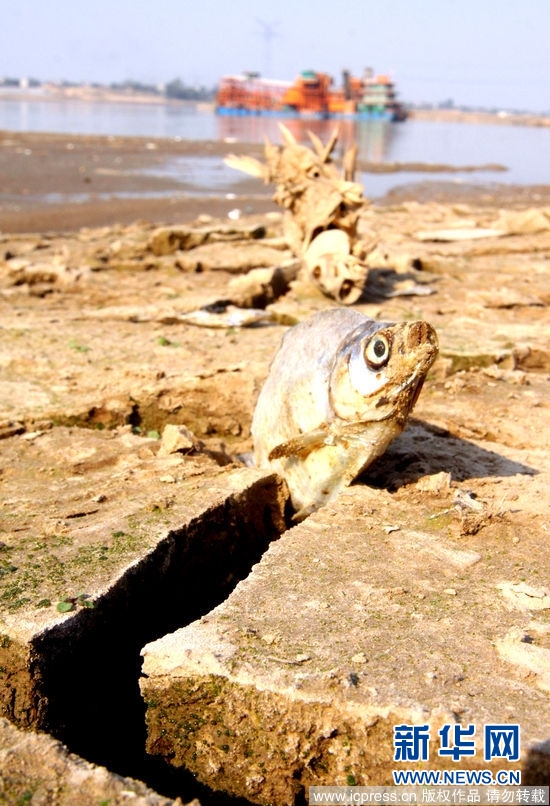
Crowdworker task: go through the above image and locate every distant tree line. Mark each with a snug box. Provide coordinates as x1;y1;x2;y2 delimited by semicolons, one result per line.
164;78;215;100
0;76;216;101
105;78;215;101
0;76;41;87
109;80;159;94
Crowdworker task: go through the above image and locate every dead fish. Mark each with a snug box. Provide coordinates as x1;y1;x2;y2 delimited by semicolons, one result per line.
252;308;438;519
415;227;504;242
176;302;274;329
302;229;368;304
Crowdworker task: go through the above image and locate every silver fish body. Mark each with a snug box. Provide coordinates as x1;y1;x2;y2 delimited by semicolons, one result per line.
252;308;438;519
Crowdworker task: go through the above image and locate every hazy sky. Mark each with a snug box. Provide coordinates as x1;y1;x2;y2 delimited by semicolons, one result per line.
3;0;550;111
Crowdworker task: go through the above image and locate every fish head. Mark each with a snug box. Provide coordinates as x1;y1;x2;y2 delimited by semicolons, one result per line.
329;318;439;424
307;254;365;304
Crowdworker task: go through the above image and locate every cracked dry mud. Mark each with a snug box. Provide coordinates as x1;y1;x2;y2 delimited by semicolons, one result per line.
1;198;550;803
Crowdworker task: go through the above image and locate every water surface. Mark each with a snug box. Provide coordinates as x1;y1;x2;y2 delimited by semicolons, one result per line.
1;97;549;196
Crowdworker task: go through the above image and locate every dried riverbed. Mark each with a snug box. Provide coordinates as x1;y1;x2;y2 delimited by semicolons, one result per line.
1;134;550;802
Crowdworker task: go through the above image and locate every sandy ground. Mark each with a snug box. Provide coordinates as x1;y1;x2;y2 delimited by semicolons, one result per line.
0;131;278;232
3;129;550;233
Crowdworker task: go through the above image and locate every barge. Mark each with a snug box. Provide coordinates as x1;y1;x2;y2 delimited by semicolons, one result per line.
216;68;407;121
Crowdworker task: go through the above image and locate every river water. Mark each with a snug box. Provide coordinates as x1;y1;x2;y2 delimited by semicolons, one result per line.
1;96;549;197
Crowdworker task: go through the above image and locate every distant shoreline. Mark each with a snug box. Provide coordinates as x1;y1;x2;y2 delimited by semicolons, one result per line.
1;85;550;128
0;85;211;109
409;107;550;128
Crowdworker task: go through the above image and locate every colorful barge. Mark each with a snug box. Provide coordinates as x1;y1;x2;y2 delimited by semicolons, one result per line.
216;68;407;121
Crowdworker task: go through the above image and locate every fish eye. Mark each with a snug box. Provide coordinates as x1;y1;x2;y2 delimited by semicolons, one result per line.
364;334;390;369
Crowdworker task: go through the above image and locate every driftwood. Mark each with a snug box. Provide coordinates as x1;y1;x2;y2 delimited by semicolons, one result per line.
225;124;370;303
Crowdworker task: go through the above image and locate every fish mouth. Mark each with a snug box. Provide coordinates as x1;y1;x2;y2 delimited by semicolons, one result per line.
376;375;426;424
405;320;439;352
409;376;426;409
386;341;437;415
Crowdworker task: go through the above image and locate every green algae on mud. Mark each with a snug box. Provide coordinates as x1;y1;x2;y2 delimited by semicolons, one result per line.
0;525;162;614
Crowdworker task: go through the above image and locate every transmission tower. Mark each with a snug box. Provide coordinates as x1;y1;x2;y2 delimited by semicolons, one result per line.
256;19;281;77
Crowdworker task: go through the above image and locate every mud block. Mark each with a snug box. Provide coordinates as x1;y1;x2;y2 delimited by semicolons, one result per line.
0;717;196;805
0;424;287;784
142;483;550;804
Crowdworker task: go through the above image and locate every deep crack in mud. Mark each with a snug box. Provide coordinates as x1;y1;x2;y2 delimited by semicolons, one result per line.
29;476;290;805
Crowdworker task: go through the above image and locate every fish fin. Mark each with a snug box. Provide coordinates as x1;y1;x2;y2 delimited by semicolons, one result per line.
291;503;317;523
322;126;340;163
224;154;266;180
307;130;325;159
268;428;330;461
278;122;297;145
343;142;358;181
